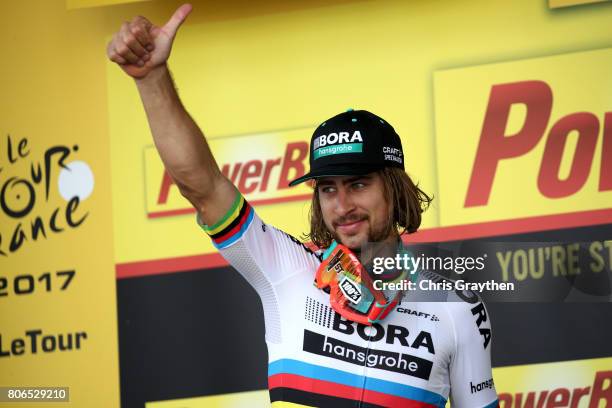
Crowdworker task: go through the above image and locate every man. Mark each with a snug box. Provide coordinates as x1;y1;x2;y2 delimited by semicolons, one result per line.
107;4;499;407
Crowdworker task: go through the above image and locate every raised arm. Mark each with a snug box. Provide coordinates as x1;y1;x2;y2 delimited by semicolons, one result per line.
106;4;236;226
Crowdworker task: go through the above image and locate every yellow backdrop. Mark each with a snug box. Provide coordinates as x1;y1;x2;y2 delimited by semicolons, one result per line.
1;0;611;407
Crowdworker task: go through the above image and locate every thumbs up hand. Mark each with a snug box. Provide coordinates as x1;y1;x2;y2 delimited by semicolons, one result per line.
106;4;192;78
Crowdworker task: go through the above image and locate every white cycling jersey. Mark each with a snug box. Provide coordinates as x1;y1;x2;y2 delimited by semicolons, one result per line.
198;192;499;408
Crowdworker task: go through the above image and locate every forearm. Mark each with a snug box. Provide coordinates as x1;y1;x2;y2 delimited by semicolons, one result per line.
134;64;221;202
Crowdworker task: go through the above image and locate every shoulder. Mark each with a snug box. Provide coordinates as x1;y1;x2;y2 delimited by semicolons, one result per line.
260;220;324;262
415;270;493;350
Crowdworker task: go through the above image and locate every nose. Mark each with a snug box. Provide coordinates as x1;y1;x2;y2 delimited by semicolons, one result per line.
334;187;355;217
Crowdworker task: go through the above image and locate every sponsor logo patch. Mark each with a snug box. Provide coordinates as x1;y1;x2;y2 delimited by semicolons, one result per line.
339;277;362;304
303;330;433;380
313;131;363;159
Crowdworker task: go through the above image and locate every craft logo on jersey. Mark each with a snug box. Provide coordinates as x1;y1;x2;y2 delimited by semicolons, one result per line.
433;48;612;228
339;277;362;304
143;128;314;218
313;131;363;159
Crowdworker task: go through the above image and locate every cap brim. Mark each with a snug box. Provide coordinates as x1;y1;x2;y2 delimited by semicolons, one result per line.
288;164;383;186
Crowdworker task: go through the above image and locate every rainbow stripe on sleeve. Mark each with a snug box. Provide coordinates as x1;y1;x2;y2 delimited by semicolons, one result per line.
198;191;254;249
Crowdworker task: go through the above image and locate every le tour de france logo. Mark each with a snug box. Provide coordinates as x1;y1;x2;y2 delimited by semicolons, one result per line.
0;133;93;257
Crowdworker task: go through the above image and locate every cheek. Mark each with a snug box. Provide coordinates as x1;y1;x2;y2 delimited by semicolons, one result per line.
372;207;386;224
368;200;391;227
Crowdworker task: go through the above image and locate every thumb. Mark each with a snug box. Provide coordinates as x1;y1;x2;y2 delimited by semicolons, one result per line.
162;3;192;38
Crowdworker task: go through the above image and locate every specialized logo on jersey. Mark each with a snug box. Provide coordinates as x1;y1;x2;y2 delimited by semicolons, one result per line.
304;297;435;380
312;131;363;159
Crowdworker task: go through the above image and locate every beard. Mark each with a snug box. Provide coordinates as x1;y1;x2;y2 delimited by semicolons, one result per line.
331;216;394;253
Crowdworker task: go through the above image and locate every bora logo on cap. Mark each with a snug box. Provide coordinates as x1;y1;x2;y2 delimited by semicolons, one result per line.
313;130;364;159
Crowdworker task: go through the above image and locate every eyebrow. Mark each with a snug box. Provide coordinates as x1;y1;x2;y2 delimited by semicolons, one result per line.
317;175;372;187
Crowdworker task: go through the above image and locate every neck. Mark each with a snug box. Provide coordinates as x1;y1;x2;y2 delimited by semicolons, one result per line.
356;234;404;282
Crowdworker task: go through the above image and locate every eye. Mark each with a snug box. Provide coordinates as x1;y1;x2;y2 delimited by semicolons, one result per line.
351;182;366;190
319;186;336;194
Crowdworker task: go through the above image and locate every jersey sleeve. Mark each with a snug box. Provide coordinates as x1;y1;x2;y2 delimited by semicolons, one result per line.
446;295;499;408
195;189;321;343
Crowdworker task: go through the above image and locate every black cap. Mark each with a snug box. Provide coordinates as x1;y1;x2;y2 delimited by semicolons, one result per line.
289;109;405;186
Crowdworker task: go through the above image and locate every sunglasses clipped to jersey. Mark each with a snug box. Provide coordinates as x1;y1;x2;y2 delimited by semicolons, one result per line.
315;241;414;326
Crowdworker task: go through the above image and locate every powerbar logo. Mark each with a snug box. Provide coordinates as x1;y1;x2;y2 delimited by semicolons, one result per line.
465;80;611;207
303;330;433;380
498;370;612;408
144;130;314;218
313;131;363;159
157;142;306;198
339;277;362;304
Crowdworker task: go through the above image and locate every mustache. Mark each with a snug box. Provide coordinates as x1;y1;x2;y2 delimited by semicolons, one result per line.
332;214;368;228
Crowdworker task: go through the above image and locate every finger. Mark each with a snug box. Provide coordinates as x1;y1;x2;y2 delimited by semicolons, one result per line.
162;3;192;38
130;16;154;51
105;39;116;59
109;53;127;65
107;39;127;64
120;22;148;58
113;36;141;65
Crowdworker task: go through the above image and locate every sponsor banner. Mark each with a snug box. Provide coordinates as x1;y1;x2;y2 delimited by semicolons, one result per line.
0;132;119;405
494;357;612;408
144;129;313;218
433;48;612;230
